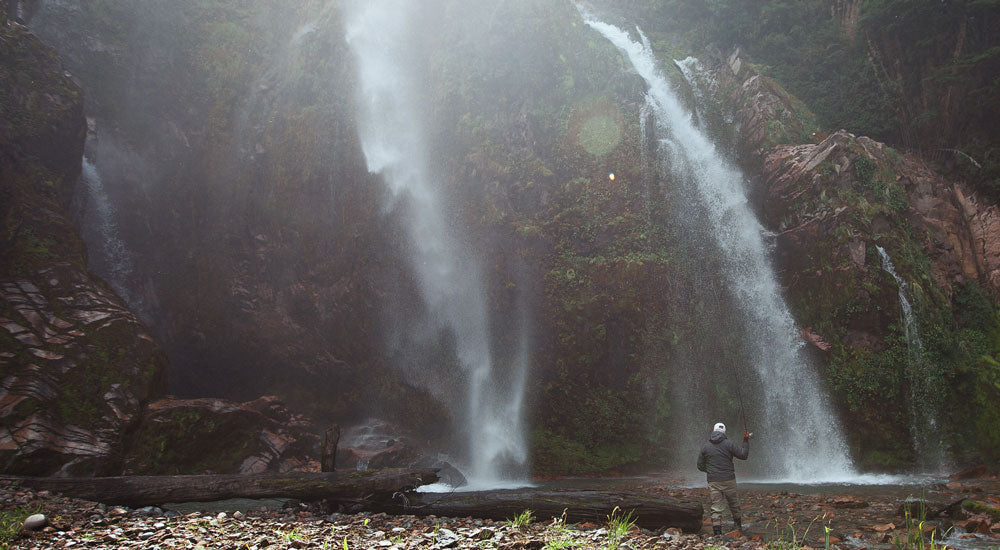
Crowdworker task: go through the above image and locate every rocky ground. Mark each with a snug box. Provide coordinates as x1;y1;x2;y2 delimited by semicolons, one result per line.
3;477;999;549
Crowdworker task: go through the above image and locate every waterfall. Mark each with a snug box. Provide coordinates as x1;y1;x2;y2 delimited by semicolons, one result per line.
343;0;528;487
580;9;855;481
78;156;139;307
875;246;946;469
673;57;708;130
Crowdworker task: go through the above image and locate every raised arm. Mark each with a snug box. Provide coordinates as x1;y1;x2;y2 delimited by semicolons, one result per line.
730;437;750;460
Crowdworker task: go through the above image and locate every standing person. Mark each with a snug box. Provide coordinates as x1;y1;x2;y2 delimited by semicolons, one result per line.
696;422;751;536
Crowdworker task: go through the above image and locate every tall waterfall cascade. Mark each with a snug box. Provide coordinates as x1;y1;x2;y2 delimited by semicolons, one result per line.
875;246;947;470
343;0;528;487
579;8;855;481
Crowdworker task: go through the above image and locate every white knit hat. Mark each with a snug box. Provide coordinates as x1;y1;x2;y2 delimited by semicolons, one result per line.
713;422;726;433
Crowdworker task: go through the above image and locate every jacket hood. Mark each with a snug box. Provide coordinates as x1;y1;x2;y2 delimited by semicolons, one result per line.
709;430;727;444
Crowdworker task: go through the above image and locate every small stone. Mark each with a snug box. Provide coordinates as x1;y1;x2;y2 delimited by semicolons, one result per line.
138;532;154;540
832;497;868;509
233;511;245;520
217;512;227;519
153;522;165;529
23;514;47;531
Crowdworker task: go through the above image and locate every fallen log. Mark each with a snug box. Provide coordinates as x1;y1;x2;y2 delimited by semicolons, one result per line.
0;468;437;508
379;489;703;533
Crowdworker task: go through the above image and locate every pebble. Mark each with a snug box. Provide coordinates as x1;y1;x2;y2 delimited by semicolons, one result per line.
23;513;47;531
6;478;1000;550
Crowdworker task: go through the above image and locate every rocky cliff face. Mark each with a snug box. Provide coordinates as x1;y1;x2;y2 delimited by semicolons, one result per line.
29;0;450;436
0;24;166;475
28;0;691;474
124;396;320;475
703;49;1000;467
10;0;999;476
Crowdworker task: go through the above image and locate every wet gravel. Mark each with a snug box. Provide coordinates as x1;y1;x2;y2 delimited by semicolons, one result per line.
4;478;999;549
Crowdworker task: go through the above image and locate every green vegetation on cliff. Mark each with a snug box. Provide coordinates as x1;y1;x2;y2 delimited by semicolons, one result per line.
622;0;1000;200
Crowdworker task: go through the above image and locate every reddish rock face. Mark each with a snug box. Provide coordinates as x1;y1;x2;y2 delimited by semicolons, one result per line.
953;186;1000;297
714;48;1000;312
0;265;166;475
124;396;320;475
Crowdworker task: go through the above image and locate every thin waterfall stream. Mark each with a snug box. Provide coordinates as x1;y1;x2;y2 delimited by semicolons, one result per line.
579;8;855;481
343;0;529;487
875;246;947;470
77;155;139;309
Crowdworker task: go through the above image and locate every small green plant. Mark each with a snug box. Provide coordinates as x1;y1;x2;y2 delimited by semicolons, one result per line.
763;514;825;549
280;526;305;543
892;500;951;550
543;539;577;549
605;506;636;550
505;509;535;528
1;507;40;549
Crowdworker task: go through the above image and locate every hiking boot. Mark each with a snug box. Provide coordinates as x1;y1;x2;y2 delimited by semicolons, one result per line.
712;525;722;536
734;518;742;531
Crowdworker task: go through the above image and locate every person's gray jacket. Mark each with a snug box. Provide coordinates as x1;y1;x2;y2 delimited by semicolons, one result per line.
697;431;749;482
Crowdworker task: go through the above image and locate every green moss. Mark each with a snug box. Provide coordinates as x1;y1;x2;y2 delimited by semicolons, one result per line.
963;500;1000;521
128;406;265;474
0;506;40;548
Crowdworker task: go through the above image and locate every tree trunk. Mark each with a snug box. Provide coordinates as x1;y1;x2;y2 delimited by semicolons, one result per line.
321;424;340;472
375;489;703;533
1;468;437;508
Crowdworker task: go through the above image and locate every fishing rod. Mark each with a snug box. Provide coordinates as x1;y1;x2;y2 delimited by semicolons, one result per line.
732;360;751;439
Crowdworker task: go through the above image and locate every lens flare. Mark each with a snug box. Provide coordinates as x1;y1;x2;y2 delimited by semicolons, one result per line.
608;172;615;181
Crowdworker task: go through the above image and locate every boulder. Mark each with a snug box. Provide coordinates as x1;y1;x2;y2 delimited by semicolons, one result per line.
123;396;320;475
334;419;432;471
949;465;996;480
435;461;468;488
23;513;47;531
832;496;868;509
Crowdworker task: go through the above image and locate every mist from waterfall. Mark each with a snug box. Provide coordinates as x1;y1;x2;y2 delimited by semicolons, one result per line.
343;0;528;487
580;8;855;481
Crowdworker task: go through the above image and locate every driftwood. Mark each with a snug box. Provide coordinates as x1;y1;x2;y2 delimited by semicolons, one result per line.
378;489;703;533
0;468;437;508
321;424;341;472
